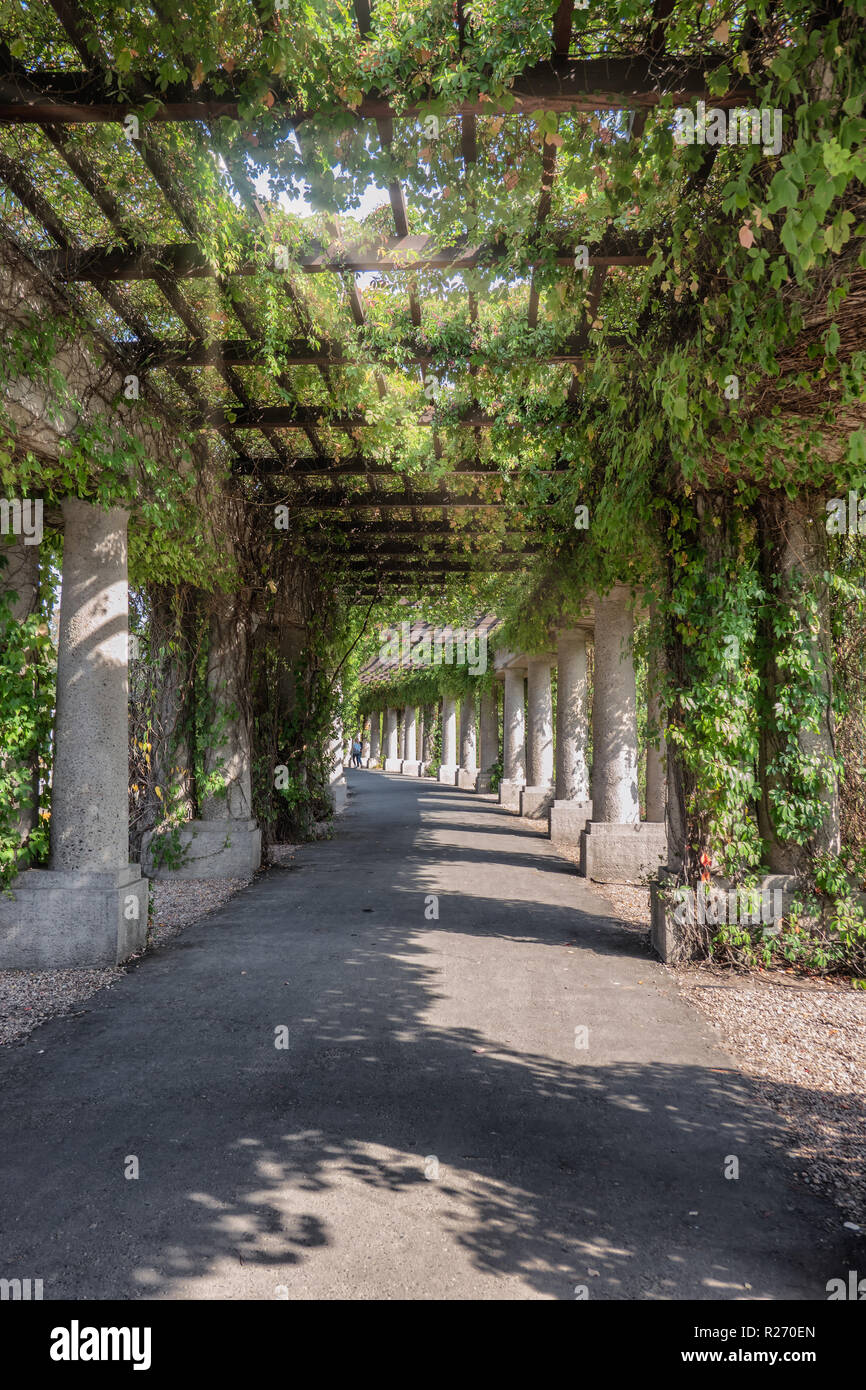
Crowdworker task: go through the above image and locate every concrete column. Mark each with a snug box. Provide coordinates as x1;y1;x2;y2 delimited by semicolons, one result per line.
369;710;381;766
401;705;421;775
142;591;262;878
421;702;437;768
550;629;592;848
458;692;479;790
384;706;401;771
477;686;499;792
580;586;666;883
1;534;41;854
0;499;147;966
439;693;458;784
327;693;347;811
520;656;554;819
200;600;254;822
645;648;666;823
51;501;132;871
397;708;407;762
417;706;426;767
592;591;639;824
499;667;526;810
361;715;371;766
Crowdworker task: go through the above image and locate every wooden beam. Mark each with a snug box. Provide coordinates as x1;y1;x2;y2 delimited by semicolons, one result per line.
33;233;652;281
288;491;516;509
303;540;542;556
234;456;564;476
194;404;573;429
292;521;531;537
340;558;525;572
122;334;616;368
553;1;575;55
0;57;751;123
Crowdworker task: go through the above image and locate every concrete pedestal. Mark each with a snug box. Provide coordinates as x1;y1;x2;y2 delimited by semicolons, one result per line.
384;758;402;773
498;778;524;812
0;866;147;968
458;768;480;791
142;818;262;879
549;799;593;849
580;821;667;884
401;760;422;777
650;871;796;964
476;771;495;793
520;785;554;819
438;765;458;785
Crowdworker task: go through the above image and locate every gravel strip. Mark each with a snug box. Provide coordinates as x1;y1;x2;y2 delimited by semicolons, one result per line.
0;875;252;1048
583;876;866;1228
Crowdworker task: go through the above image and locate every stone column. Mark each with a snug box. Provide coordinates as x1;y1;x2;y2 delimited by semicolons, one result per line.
477;686;499;792
645;643;666;823
368;710;381;767
142;592;262;878
439;693;458;784
417;706;426;769
401;704;421;775
499;666;526;811
384;706;401;771
520;655;554;819
327;692;348;812
1;533;41;855
550;629;592;849
421;701;437;771
458;691;479;790
0;499;148;967
397;707;407;762
361;714;371;766
580;585;666;883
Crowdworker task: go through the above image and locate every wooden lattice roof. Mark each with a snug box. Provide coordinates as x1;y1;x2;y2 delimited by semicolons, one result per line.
0;1;778;592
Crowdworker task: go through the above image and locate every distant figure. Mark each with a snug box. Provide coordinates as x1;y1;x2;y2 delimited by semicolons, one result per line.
351;736;362;767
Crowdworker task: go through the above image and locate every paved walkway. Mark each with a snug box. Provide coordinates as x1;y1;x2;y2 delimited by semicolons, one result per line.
0;771;856;1299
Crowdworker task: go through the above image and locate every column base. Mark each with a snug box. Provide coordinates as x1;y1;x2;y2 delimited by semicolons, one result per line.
142;818;262;880
650;871;798;964
457;768;479;791
438;764;459;785
384;757;402;773
579;821;667;884
0;865;148;967
549;799;593;849
476;770;495;793
401;760;422;777
328;776;348;813
520;785;554;819
498;778;525;812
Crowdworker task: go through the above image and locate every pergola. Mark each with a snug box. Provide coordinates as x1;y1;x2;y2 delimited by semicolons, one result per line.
0;0;764;593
